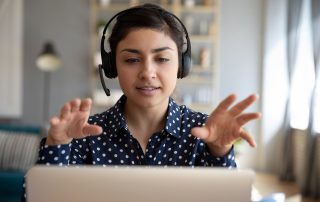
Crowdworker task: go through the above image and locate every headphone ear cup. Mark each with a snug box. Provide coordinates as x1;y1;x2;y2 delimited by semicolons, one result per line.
102;51;117;78
179;52;192;78
101;50;109;77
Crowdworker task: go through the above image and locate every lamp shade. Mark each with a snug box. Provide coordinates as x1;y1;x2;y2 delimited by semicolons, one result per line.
36;41;61;72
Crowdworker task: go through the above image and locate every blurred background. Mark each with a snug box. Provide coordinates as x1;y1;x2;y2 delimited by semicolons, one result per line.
0;0;319;201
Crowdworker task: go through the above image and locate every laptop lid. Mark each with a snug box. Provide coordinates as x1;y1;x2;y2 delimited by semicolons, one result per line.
26;166;255;202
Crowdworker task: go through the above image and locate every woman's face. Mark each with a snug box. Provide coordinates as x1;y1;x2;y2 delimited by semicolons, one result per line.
116;28;179;109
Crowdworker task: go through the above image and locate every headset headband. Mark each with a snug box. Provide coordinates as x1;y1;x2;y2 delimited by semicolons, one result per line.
100;6;191;65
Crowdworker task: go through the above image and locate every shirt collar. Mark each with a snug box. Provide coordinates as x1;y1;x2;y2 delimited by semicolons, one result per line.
104;95;128;135
164;97;182;139
106;95;182;139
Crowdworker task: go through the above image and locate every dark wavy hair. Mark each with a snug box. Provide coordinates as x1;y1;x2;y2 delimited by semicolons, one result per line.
108;3;185;69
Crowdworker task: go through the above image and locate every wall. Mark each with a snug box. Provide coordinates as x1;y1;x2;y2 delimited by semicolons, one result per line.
261;0;289;173
219;0;264;169
22;0;90;125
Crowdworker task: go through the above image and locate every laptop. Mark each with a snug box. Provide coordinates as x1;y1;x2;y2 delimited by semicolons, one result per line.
26;166;255;202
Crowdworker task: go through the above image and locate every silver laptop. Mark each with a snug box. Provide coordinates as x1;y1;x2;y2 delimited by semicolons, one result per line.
26;166;255;202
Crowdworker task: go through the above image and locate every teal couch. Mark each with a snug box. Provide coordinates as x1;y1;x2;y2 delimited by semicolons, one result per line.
0;124;42;202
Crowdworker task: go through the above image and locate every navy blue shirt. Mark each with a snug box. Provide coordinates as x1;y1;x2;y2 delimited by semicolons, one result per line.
37;95;237;167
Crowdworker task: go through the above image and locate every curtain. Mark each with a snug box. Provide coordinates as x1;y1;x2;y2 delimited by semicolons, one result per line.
280;0;303;181
303;0;320;197
280;0;320;197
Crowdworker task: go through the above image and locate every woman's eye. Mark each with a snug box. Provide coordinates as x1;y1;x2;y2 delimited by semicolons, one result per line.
125;58;140;63
157;58;169;63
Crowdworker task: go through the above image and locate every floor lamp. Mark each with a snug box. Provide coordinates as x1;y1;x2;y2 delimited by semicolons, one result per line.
36;41;61;123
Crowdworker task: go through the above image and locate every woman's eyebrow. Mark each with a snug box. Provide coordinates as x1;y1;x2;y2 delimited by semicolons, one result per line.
119;47;174;54
151;47;174;53
120;49;140;54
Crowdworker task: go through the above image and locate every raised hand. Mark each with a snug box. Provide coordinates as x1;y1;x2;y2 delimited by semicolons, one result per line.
191;94;261;157
45;98;103;145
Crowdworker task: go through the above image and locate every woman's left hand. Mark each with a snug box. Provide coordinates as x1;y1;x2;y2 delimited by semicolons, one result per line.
191;94;261;157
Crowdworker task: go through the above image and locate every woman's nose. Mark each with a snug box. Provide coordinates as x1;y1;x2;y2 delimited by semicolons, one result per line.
138;60;156;79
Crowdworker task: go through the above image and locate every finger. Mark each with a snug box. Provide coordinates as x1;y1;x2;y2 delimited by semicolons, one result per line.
239;129;256;147
70;98;81;112
60;103;71;119
214;94;237;114
236;112;261;126
50;116;60;126
82;125;103;136
80;98;92;112
191;127;210;140
229;94;258;116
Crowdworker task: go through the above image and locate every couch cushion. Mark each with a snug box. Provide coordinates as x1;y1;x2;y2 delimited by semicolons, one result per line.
0;171;24;200
0;131;40;171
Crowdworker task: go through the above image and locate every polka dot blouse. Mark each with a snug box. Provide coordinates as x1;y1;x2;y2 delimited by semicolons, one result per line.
22;96;237;201
37;95;236;167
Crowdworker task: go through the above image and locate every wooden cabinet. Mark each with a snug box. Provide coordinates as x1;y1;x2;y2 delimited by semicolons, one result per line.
89;0;220;113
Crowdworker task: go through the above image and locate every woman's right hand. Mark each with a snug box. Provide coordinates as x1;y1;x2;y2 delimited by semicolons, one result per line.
45;98;103;145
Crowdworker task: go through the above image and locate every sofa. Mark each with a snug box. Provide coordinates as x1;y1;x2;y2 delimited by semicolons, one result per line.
0;124;43;202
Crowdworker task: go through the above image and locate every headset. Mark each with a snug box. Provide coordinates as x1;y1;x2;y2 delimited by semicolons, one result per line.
98;4;192;96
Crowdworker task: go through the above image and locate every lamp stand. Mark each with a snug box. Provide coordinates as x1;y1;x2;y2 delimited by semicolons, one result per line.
43;71;51;123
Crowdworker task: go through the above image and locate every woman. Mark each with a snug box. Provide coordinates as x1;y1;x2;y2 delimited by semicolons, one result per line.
38;3;260;168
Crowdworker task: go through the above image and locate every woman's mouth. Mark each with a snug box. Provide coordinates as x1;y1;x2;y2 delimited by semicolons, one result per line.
136;86;160;95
